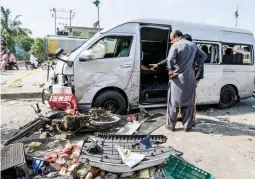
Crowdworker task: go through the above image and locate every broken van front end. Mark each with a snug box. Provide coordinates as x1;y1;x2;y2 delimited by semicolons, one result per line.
42;57;75;104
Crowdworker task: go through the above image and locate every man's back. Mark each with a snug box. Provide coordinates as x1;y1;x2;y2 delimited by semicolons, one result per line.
170;39;197;74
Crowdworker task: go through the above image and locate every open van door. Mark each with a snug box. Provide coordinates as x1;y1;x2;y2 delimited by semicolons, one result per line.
139;25;171;107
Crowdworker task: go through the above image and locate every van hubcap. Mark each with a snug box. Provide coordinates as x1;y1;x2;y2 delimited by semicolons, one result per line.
103;100;117;113
222;91;232;103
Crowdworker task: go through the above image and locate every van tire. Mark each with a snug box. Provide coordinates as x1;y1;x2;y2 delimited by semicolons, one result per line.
93;90;127;115
218;85;236;108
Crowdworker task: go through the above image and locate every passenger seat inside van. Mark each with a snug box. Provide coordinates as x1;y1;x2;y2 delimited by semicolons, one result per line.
201;45;211;63
222;48;233;64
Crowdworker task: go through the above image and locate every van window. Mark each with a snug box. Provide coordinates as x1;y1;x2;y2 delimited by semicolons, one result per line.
222;44;253;65
196;43;220;64
90;36;133;59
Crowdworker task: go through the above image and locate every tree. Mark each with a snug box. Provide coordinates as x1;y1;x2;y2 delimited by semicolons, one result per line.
30;38;46;60
14;35;34;60
1;31;15;52
15;35;34;52
73;31;82;36
1;6;32;37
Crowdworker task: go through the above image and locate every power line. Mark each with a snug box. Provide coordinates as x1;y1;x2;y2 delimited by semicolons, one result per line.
50;8;75;35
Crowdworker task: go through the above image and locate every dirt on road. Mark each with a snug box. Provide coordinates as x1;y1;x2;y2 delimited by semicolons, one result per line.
1;98;255;179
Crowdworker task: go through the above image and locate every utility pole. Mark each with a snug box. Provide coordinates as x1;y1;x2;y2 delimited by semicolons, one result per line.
98;3;100;30
50;8;57;35
50;8;75;35
70;10;72;27
93;0;100;31
235;6;239;27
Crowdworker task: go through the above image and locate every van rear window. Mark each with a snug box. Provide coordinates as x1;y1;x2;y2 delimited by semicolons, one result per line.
222;44;253;65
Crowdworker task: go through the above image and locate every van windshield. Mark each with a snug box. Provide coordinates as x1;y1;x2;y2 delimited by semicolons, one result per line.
68;33;101;60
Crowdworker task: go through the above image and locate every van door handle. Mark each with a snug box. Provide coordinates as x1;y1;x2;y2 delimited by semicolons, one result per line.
121;64;132;68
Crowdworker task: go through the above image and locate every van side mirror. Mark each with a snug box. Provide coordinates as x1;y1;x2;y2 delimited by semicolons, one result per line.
55;48;64;56
79;50;94;62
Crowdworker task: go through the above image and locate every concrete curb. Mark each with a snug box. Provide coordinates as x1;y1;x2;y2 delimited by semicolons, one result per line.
1;92;41;99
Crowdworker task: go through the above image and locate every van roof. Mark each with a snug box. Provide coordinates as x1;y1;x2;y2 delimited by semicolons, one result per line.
46;35;88;40
102;18;254;44
127;18;252;34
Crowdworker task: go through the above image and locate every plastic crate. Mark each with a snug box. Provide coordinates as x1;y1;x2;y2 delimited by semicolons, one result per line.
48;93;78;110
163;154;214;179
1;143;29;179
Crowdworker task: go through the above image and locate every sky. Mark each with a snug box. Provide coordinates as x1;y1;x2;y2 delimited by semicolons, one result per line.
1;0;255;37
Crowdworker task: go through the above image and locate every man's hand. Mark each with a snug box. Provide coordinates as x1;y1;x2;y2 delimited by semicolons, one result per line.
149;64;158;69
196;81;199;87
169;70;179;79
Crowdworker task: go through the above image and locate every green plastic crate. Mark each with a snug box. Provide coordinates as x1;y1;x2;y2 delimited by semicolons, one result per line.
163;154;214;179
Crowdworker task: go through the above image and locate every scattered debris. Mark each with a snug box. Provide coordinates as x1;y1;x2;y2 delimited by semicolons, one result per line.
121;171;135;178
43;143;81;173
79;134;182;173
30;142;42;148
137;114;166;135
124;114;137;121
195;159;202;163
209;108;215;113
104;173;117;179
15;82;23;87
248;138;252;141
217;115;230;122
117;113;165;135
116;121;141;135
139;168;150;178
2;108;123;146
115;144;145;168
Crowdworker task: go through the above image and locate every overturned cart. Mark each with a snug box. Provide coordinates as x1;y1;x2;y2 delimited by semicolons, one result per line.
79;134;183;173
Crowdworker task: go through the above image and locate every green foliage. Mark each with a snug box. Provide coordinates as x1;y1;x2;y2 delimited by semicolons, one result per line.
15;35;34;52
73;31;82;36
1;6;33;60
30;38;46;60
1;31;15;52
1;6;32;37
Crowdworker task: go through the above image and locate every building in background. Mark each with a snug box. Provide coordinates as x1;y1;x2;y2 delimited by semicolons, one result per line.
46;35;88;56
64;26;103;38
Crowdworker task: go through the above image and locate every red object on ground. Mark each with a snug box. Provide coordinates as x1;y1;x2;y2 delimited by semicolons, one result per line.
124;114;137;121
48;94;78;110
43;151;58;163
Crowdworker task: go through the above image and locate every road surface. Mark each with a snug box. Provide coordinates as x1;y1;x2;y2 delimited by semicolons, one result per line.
1;98;255;179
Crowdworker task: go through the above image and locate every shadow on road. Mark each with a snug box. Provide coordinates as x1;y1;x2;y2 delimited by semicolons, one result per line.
193;118;255;137
197;99;255;117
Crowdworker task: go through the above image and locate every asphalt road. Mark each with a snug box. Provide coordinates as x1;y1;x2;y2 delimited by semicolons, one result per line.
1;97;255;178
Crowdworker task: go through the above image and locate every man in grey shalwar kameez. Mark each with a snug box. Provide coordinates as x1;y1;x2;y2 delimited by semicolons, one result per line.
165;30;207;131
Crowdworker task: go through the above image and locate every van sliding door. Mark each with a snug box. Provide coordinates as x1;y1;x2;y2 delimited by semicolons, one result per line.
139;24;171;105
140;25;171;59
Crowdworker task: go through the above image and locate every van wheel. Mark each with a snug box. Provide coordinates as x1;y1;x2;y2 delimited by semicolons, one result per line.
93;90;127;115
218;85;236;108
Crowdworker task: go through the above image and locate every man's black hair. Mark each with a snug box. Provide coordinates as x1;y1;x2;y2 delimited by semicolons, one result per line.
172;30;183;38
184;34;192;42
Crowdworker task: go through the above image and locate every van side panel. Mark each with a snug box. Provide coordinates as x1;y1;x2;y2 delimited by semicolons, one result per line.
103;22;141;108
122;23;141;108
74;23;140;108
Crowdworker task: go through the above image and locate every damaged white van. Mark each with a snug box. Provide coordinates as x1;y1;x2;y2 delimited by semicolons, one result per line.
44;19;255;114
